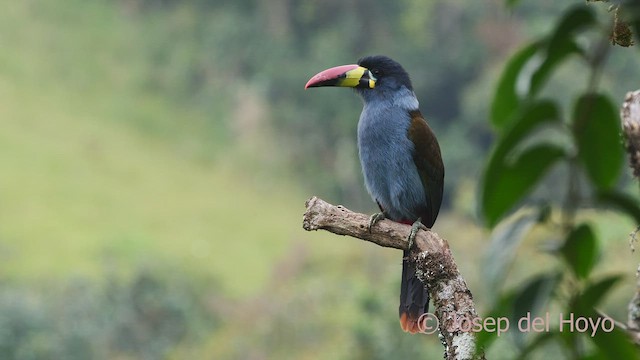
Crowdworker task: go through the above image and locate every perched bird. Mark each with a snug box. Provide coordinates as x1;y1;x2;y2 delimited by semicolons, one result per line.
305;55;444;333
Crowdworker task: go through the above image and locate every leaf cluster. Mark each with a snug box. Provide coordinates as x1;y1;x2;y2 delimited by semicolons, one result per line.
479;4;640;358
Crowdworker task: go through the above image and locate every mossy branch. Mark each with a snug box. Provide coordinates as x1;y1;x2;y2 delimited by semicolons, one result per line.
622;90;640;179
303;196;484;360
622;89;640;345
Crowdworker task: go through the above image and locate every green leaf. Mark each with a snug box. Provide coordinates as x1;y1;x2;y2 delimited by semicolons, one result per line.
573;93;624;190
591;328;640;360
490;41;541;130
518;332;557;359
511;273;560;347
482;101;562;227
490;7;595;131
597;190;640;225
528;39;582;97
484;213;537;296
491;100;562;163
505;0;521;8
483;143;565;227
476;273;559;352
549;6;597;51
512;274;559;319
565;276;623;360
529;6;596;97
475;294;513;352
575;275;622;313
561;223;599;279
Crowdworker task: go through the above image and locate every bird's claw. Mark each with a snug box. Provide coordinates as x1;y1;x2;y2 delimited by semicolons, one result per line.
407;218;428;250
368;212;386;233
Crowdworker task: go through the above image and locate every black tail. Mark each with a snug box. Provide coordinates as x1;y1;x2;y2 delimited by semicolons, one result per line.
399;250;429;333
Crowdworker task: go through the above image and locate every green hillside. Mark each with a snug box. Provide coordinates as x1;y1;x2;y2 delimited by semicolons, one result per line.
0;0;311;297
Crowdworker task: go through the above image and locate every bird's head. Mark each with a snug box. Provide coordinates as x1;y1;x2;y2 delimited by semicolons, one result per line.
305;55;413;98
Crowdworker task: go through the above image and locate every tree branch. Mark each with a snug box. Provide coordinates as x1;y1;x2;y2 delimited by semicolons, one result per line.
622;89;640;179
622;89;640;344
303;196;485;360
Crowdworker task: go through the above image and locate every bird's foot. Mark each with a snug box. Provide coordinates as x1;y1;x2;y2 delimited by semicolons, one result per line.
407;218;428;250
368;212;386;233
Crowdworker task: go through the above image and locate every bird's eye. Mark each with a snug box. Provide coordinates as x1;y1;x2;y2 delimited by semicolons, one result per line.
372;69;381;75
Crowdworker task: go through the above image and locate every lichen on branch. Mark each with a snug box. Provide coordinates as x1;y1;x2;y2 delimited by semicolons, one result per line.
302;196;484;360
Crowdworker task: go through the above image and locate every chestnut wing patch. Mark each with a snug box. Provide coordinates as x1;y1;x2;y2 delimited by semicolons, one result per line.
407;110;444;227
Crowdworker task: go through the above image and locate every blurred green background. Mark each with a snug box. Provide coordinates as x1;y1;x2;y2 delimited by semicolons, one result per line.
1;0;639;359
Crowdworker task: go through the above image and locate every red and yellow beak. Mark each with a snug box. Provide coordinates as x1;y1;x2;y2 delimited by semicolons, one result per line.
305;64;376;89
